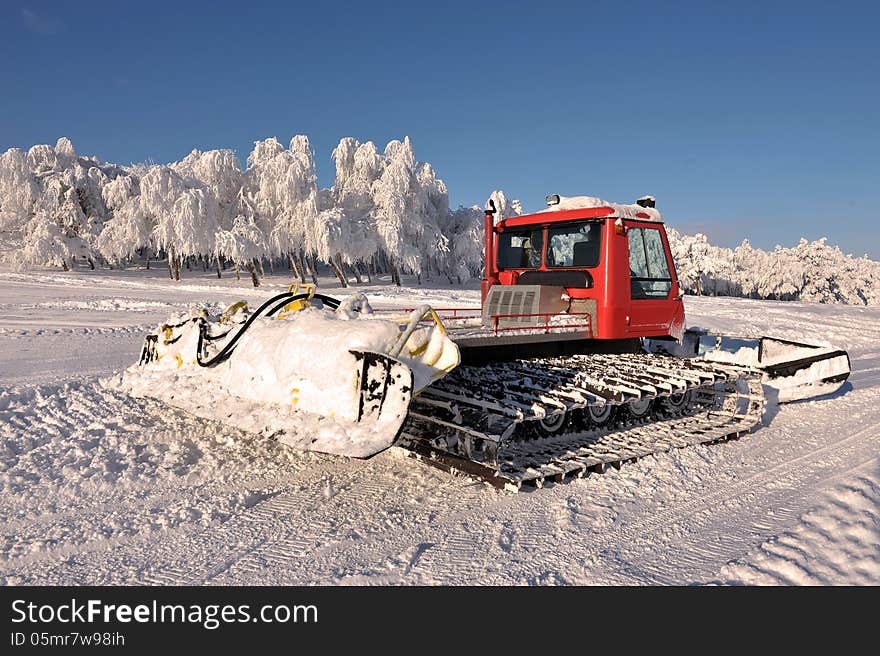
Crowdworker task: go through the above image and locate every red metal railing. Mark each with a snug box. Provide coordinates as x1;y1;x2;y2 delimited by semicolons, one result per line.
382;307;592;337
488;312;592;335
401;307;483;319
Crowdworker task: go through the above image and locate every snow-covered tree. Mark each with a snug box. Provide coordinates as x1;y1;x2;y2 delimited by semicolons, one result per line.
2;138;125;269
0;148;40;259
243;136;318;280
173;149;243;227
370;138;418;284
442;205;484;283
4;135;879;304
215;215;267;286
487;189;522;223
328;137;384;282
412;161;451;280
667;226;880;305
368;137;454;285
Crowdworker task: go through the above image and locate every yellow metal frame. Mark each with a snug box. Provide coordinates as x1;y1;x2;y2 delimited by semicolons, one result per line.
219;300;248;323
287;282;317;296
277;283;318;318
390;308;449;355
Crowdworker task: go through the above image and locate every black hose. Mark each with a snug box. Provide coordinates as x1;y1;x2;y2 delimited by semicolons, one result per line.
196;291;341;368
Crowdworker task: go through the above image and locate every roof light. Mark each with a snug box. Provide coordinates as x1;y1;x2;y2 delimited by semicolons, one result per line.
545;194;560;206
636;195;655;208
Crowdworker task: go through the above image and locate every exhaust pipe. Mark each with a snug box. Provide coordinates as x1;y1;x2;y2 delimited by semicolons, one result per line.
481;199;498;304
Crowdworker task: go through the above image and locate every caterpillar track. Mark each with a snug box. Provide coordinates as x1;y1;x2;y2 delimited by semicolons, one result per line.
398;353;766;490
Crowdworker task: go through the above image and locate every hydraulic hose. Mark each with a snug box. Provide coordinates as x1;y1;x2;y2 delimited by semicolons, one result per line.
196;291;341;368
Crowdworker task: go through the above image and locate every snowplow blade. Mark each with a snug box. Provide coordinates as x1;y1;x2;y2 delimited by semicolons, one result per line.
690;332;851;403
115;291;460;460
751;337;850;403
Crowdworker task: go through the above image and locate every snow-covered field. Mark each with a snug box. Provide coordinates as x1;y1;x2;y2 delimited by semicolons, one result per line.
1;268;878;585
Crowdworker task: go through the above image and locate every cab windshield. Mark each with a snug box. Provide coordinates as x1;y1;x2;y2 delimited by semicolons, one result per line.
497;228;544;269
546;221;602;268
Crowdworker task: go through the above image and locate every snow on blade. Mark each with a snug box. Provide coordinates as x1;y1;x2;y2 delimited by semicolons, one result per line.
108;294;460;458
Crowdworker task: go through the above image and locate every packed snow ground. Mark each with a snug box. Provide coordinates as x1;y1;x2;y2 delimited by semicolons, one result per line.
1;267;878;585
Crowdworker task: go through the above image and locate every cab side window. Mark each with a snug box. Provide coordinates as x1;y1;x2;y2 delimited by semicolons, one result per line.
629;227;672;299
497;229;543;269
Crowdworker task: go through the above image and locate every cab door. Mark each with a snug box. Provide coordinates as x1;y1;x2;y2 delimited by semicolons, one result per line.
626;224;681;337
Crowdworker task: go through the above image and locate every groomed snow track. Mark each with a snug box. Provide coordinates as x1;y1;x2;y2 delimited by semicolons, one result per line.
399;354;766;490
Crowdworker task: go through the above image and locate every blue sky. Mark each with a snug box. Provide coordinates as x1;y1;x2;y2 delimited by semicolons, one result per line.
2;1;878;256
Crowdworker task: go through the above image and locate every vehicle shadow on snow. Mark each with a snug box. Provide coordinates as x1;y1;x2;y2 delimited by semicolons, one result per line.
761;380;854;427
783;381;854;406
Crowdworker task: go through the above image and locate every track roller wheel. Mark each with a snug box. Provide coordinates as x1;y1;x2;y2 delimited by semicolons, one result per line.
661;390;693;414
537;411;568;436
586;403;614;426
625;397;653;419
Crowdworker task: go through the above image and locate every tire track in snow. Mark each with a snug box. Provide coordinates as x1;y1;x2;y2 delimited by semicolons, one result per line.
555;415;880;584
197;462;490;585
0;376;472;585
210;463;474;584
718;467;880;585
137;473;353;584
0;325;155;337
139;458;434;585
0;379;327;581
